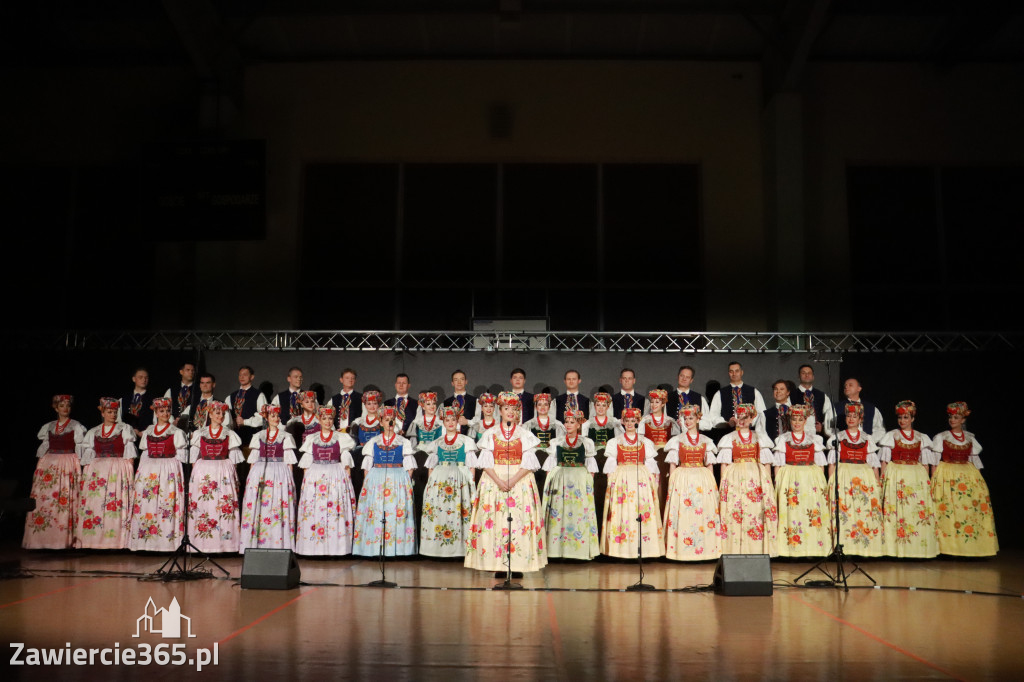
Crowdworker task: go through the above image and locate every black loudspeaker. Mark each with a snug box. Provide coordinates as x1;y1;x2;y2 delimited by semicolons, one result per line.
241;549;300;590
712;554;773;596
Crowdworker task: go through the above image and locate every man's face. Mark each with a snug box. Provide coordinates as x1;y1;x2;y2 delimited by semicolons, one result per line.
564;372;580;392
728;364;743;384
341;371;356;391
677;368;693;390
180;364;195;383
773;383;789;405
619;371;635;391
287;370;303;391
844;379;861;400
395;376;410;395
238;368;253;386
451;373;467;392
133;370;149;390
510;372;526;391
800;366;815;386
200;377;214;395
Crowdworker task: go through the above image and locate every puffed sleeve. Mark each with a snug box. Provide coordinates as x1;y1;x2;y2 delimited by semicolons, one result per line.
584;437;598;473
79;427;98;464
517;428;542;470
174;428;189;463
227;429;245;464
541;437;563;472
757;432;775;464
642;437;659;474
72;421;87;456
812;435;827;466
876;430;896;462
188;429;204;463
771;434;788;466
282;433;298;465
703;436;719;465
602;438;619;474
400;436;417;471
716;434;734;464
246;434;262;464
663;435;682;465
918;434;937;465
242;393;267;429
475;430;495;469
35;422;52;457
966;433;985;468
297;434;315;469
423;439;439;468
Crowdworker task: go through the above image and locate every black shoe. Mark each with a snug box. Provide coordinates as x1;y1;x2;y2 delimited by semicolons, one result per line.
494;571;525;579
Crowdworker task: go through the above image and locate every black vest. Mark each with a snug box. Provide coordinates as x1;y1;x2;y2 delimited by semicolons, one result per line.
667;390;702;420
277;390;302;420
330;391;363;429
762;405;791;442
121;391;155;432
443;394;477;435
231;386;260;420
612;393;646;420
170;383;197;419
718;384;756;421
798;387;826;423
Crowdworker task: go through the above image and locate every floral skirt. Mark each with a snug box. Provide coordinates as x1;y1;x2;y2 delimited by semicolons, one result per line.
718;462;778;557
239;461;296;551
129;459;185;552
881;462;937;558
187;459;240;554
775;466;830;558
420;464;476;558
827;463;884;557
77;458;134;549
23;453;81;550
931;462;998;557
465;467;547;572
600;466;664;559
295;463;356;556
353;467;417;556
542;466;599;560
663;466;721;561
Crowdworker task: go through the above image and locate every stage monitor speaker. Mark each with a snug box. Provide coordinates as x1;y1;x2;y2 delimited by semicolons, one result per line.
713;554;772;596
241;549;300;590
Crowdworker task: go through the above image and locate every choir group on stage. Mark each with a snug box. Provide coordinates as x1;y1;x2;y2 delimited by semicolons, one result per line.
23;362;999;572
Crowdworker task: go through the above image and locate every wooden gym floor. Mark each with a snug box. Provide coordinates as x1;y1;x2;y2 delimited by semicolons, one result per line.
2;546;1023;681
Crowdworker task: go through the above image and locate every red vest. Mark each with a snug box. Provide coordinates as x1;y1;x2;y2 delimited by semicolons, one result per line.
94;434;125;458
678;442;706;467
645;421;671;447
889;440;921;464
199;436;230;460
494;436;523;466
616;440;645;465
940;440;972;464
146;433;177;459
839;440;868;464
784;441;816;465
48;431;76;454
731;440;760;463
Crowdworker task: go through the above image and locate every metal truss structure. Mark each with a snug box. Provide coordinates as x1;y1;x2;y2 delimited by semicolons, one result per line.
16;330;1024;354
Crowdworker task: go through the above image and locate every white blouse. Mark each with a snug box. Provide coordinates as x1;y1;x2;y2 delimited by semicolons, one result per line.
475;425;542;471
929;430;984;469
772;430;827;467
36;419;87;457
878;429;938;465
826;429;881;468
138;424;188;463
663;433;718;466
188;426;245;464
423;432;479;469
246;429;298;465
298;430;357;469
80;422;137;464
601;435;659;475
715;430;775;464
358;433;417;471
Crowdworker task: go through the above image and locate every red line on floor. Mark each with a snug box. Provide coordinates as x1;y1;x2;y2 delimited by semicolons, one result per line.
546;592;566;676
787;592;967;681
0;576;112;610
216;588;319;645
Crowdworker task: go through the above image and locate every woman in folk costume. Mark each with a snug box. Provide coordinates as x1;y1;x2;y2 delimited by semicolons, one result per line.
582;392;620;454
826;403;884;556
420;406;478;558
662;404;721;561
600;408;663;559
639;389;680;450
879;400;938;558
24;395;85;549
717;403;778;556
295;405;357;555
406;391;443;451
930;402;997;557
287;390;321;446
542;408;600;560
353;406;418;556
187;401;243;553
524;392;565;454
77;397;137;549
240;405;298;551
468;393;498;443
130;398;188;551
772;404;830;557
350;390;384;454
465;392;547;574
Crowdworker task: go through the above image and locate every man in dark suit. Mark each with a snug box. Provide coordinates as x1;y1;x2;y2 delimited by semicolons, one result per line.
760;379;796;442
665;365;711;427
384;373;419;432
443;369;477;435
555;369;590;422
271;366;304;421
836;377;885;437
510;368;534;424
612;367;646;419
120;366;155;437
330;367;363;432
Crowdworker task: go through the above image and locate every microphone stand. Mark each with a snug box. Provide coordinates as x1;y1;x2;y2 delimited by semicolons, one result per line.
796;354;875;591
367;426;397;588
494;418;523;590
154;344;229;580
627;429;655;591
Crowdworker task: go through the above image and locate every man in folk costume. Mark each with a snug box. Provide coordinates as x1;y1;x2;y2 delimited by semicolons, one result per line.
665;365;711;429
796;364;835;437
271;367;305;421
760;379;796;442
384;373;419;433
119;367;155;438
330;367;363;433
708;361;767;429
225;366;266;447
612;368;646;420
164;360;198;428
556;369;590;422
836;377;885;437
443;369;478;435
